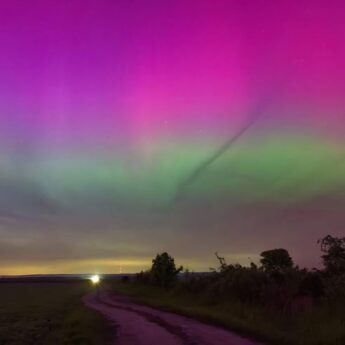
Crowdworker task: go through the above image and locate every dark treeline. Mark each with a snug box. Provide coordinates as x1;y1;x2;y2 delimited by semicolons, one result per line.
132;235;345;313
115;235;345;345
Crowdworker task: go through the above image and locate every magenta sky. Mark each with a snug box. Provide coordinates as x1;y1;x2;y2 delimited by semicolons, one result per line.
1;1;345;274
1;0;345;146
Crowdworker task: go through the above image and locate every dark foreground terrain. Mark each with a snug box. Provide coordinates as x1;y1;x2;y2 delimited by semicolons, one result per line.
1;275;344;345
110;279;345;345
0;281;111;345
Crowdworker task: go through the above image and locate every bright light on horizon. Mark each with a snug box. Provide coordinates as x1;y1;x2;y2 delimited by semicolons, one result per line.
90;274;100;284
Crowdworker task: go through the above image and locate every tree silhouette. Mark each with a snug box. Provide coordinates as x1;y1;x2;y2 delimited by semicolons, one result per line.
260;248;293;272
318;235;345;275
150;252;183;288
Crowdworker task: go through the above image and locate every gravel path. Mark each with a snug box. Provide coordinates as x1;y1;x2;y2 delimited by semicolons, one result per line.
83;289;263;345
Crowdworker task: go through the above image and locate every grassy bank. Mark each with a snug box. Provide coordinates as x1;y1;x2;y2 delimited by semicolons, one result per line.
0;282;112;345
112;280;345;345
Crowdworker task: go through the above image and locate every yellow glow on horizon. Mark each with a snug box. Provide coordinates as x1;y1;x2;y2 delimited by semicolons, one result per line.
0;257;152;275
0;254;261;275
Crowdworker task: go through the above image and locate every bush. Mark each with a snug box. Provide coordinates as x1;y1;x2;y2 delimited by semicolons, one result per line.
150;252;183;288
260;248;294;272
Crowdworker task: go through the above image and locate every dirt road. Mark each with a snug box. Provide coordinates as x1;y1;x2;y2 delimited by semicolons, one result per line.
83;289;263;345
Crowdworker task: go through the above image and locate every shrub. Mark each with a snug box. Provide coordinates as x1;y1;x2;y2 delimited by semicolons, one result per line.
150;252;183;288
260;248;294;272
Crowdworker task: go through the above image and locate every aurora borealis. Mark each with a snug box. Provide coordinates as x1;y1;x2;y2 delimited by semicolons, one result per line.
1;0;345;274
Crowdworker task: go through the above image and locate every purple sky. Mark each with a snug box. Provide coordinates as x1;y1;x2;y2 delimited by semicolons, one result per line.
1;0;345;274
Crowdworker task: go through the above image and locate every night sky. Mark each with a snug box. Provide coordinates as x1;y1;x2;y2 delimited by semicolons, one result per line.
1;0;345;275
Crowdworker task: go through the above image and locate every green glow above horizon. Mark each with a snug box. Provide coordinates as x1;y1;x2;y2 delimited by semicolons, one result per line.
26;132;345;209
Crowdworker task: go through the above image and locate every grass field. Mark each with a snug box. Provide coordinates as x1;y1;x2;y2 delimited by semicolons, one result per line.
0;281;112;345
112;281;345;345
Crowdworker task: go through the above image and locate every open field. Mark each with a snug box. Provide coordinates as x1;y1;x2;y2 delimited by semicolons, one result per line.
111;281;345;345
0;281;112;345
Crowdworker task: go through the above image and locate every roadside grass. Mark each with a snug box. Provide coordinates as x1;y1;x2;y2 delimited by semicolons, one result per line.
0;282;112;345
112;281;345;345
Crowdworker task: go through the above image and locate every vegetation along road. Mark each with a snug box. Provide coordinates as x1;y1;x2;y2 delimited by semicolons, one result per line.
84;288;262;345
